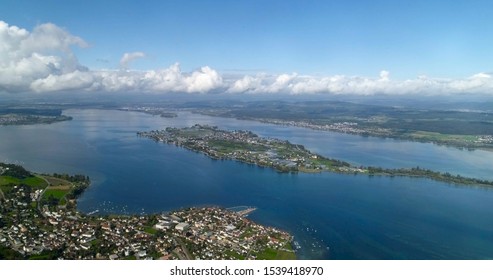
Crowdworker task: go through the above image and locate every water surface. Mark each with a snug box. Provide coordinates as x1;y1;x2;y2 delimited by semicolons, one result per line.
0;109;492;259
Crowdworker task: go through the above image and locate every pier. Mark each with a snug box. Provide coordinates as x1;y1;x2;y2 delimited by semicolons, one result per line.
227;206;257;217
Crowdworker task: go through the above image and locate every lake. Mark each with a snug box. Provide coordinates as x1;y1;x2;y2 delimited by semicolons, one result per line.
0;109;492;259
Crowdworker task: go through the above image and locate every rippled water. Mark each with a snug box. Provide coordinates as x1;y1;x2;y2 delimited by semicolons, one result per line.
0;109;492;259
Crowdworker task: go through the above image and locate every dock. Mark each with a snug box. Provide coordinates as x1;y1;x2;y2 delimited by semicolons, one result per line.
227;206;257;217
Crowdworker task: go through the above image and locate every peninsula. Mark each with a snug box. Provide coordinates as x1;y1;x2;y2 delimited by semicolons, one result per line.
183;100;493;150
0;114;72;126
118;107;177;118
0;108;72;126
0;163;295;260
138;125;493;188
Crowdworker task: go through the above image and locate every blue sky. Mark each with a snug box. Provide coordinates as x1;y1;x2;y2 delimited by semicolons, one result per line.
1;0;493;95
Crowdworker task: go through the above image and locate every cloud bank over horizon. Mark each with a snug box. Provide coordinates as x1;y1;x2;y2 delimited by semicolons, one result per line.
2;20;493;96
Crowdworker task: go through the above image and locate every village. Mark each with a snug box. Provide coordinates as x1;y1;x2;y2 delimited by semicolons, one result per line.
137;125;493;188
0;166;295;260
138;124;357;173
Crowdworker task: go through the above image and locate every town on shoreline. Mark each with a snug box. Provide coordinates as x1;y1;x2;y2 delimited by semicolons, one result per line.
138;124;493;188
0;163;295;260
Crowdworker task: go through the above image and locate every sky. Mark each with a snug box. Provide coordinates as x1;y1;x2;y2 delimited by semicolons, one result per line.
1;0;493;96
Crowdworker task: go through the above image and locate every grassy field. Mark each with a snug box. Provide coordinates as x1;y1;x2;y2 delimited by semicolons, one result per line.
144;227;158;235
256;247;296;260
43;189;69;199
43;176;71;187
209;139;267;153
407;131;477;142
0;175;48;192
0;176;47;188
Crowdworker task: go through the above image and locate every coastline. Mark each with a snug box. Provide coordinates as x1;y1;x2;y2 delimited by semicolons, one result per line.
138;125;493;188
0;163;295;260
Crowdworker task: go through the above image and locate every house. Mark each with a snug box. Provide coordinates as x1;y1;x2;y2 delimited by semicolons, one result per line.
136;250;147;258
175;222;190;232
154;221;172;230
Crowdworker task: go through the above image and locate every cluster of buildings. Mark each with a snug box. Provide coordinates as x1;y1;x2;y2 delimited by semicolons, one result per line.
475;135;493;144
0;180;294;260
254;119;392;137
0;114;69;126
119;107;177;118
139;124;351;173
163;207;293;260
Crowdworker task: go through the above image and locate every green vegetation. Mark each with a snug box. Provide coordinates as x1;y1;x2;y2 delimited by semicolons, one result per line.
0;176;46;188
367;166;493;187
276;249;297;260
1;162;293;260
0;163;32;178
209;139;268;154
28;249;64;260
188;100;493;150
0;245;24;260
225;250;245;260
139;125;493;188
0;176;47;193
43;176;70;187
256;247;296;260
139;125;351;174
144;226;158;235
43;189;69;200
0;107;72;126
42;189;69;206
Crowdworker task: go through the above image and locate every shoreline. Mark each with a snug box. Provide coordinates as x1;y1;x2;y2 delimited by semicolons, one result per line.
138;125;493;188
0;163;296;260
193;111;493;152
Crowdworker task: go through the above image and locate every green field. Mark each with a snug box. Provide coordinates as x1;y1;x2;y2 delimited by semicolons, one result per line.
144;227;158;235
42;188;70;205
210;139;267;154
256;247;296;260
406;131;477;142
0;175;47;192
43;189;69;199
43;176;71;187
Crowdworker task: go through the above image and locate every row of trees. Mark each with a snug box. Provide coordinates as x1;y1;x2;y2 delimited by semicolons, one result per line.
0;163;31;179
52;173;90;183
367;166;493;187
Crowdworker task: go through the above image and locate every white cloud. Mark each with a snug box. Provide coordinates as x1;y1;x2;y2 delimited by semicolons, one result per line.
30;70;95;92
379;70;390;81
120;52;145;69
2;20;493;96
0;20;88;93
140;63;223;93
227;75;264;93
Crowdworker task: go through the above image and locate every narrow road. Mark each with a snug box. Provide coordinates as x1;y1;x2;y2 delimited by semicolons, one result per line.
35;175;51;216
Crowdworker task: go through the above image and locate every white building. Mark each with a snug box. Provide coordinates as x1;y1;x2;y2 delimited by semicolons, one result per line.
175;222;190;232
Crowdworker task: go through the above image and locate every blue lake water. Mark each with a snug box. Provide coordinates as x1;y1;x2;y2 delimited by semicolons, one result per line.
0;109;493;259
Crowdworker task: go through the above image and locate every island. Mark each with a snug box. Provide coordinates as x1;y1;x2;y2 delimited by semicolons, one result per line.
118;107;178;118
138;124;493;188
0;108;72;126
0;163;295;260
